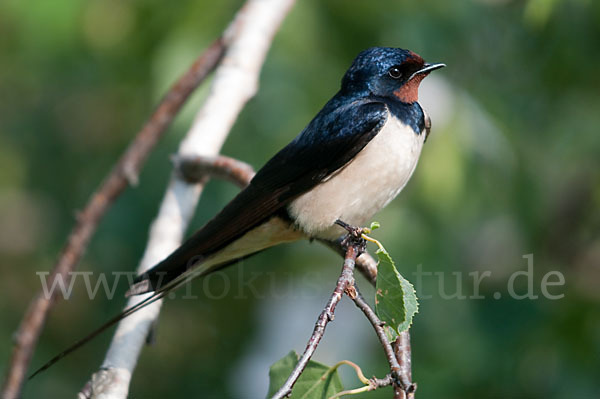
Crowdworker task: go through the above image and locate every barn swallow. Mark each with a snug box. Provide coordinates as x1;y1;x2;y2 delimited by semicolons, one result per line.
127;46;445;296
30;47;444;377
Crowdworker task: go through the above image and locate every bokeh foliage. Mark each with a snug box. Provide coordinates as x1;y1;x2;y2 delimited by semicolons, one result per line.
1;0;599;398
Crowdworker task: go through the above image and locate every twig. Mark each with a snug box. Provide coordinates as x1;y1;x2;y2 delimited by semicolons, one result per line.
1;37;225;399
319;238;378;286
174;154;255;188
353;252;378;286
271;244;360;399
393;332;416;399
350;287;402;383
83;1;296;398
370;374;394;389
350;286;416;397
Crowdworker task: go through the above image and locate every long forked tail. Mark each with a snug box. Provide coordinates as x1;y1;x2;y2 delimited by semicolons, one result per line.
29;215;303;379
28;250;262;379
28;290;166;380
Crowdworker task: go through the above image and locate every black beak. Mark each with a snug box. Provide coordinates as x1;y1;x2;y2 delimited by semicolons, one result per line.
408;63;446;80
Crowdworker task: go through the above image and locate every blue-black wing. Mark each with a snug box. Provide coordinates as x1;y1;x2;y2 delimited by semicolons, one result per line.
28;98;389;380
132;97;389;292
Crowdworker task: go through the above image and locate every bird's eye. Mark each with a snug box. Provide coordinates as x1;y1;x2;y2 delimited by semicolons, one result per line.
388;66;403;79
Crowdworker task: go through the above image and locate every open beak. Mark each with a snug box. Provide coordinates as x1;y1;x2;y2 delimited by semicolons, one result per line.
409;63;446;80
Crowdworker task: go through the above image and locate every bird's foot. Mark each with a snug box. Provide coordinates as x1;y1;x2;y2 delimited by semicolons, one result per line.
335;219;367;254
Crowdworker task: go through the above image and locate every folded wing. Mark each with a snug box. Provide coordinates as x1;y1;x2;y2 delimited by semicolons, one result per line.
128;98;389;295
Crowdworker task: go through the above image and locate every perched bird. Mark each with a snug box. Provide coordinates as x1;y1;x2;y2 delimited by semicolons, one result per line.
30;47;444;377
127;46;445;296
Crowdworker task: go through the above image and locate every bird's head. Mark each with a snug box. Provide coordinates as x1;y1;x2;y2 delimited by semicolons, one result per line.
341;47;445;104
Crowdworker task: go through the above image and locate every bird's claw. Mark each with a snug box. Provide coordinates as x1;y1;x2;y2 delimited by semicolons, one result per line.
335;219;367;253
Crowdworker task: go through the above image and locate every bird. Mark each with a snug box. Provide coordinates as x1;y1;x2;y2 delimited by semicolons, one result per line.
127;46;445;296
30;46;444;377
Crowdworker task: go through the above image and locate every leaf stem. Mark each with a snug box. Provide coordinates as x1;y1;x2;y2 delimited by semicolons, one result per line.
361;233;385;252
328;385;371;399
330;360;370;385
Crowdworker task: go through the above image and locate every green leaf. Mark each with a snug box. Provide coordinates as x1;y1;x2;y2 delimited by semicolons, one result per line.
369;221;381;231
375;246;419;334
267;351;344;399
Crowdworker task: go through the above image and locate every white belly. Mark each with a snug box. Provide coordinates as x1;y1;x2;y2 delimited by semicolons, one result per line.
288;114;426;240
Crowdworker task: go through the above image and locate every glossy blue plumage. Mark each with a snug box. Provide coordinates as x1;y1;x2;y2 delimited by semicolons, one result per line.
134;47;433;292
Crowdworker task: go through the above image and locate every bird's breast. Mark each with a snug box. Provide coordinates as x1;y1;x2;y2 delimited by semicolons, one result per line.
288;114;426;240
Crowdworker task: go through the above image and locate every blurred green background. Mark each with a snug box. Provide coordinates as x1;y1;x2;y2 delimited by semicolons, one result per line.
1;0;599;398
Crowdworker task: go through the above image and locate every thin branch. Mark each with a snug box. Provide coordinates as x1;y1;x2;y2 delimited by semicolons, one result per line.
370;374;394;389
84;1;296;398
1;37;225;399
174;154;255;188
350;287;402;383
353;253;378;286
271;244;360;399
393;332;416;399
350;286;416;398
319;238;378;286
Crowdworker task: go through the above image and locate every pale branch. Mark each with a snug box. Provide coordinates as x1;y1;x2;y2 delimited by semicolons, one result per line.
83;1;296;398
271;244;361;399
1;37;225;399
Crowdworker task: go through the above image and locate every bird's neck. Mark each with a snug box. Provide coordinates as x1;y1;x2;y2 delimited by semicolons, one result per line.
329;91;426;136
371;95;426;136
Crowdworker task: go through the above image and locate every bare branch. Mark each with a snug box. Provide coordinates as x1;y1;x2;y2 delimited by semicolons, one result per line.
351;287;416;397
319;238;378;286
1;36;225;399
271;244;360;399
84;1;296;398
174;154;255;188
393;331;416;398
370;374;394;389
351;288;401;381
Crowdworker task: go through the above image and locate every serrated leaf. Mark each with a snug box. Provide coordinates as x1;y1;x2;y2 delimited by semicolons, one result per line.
267;351;343;399
375;246;419;334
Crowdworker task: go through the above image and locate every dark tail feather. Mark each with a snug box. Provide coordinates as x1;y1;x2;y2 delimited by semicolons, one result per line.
28;290;166;380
